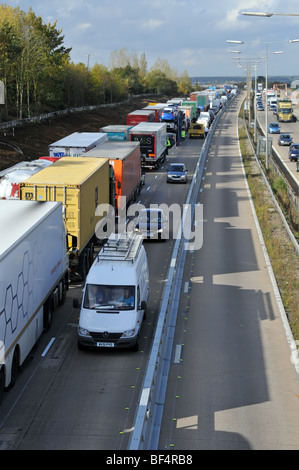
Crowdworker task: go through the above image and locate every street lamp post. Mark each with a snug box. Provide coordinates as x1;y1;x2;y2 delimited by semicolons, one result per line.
227;38;298;170
265;44;269;168
253;64;258;143
242;11;299;17
239;13;299;167
233;57;260;144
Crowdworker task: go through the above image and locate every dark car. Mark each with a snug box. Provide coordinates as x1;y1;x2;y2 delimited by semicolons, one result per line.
167;163;187;183
135;208;167;241
289;143;299;161
278;134;293;146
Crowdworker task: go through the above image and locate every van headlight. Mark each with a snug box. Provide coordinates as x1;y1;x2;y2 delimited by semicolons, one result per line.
121;328;136;338
78;326;91;337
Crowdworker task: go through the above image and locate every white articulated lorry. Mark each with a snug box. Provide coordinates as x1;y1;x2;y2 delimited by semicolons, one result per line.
0;200;69;403
75;232;149;351
48;132;108;157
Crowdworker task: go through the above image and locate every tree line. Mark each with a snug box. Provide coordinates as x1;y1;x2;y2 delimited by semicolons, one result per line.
0;5;193;121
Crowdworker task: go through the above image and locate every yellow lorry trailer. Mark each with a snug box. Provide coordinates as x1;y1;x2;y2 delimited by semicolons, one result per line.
20;157;110;280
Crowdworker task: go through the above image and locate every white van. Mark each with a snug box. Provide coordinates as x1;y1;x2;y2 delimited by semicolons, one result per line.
269;96;277;107
197;111;210;126
76;232;149;351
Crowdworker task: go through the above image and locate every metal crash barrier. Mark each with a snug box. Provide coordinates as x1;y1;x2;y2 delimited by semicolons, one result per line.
128;95;236;450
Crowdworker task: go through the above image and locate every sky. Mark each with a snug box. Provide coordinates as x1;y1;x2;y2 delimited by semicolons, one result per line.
4;0;299;78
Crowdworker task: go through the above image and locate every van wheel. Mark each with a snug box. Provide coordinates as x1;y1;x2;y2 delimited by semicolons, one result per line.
77;340;87;351
132;337;139;352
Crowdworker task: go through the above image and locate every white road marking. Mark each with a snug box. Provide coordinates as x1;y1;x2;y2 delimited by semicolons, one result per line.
41;337;55;357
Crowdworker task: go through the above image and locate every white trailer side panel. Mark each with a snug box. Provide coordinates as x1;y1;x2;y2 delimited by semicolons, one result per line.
48;132;108;157
0;200;67;385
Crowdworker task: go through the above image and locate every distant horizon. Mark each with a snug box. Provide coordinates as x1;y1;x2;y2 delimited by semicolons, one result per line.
191;75;299;84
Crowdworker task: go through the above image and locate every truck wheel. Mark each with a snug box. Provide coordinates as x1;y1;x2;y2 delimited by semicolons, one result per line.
59;277;68;306
9;348;19;388
43;298;54;331
88;242;94;265
79;253;88;280
85;248;91;272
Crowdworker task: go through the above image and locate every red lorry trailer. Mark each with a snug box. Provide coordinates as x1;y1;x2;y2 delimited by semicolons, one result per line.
126;110;155;127
143;104;165;122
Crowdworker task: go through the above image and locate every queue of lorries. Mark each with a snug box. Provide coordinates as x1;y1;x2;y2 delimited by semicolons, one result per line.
0;86;234;401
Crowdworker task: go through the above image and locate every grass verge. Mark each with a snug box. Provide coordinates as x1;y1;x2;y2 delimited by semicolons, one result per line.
239;125;299;340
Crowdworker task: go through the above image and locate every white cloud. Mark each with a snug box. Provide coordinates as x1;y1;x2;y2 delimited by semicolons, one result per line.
3;0;299;76
77;23;92;31
141;19;164;30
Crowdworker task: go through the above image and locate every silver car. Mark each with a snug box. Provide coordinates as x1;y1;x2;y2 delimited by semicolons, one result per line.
167;163;187;183
278;134;293;146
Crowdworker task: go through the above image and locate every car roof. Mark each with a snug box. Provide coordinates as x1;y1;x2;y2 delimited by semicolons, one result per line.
140;208;163;214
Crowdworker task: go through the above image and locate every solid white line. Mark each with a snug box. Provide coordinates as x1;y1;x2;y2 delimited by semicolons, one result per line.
174;344;182;363
140;387;150;406
41;337;55;357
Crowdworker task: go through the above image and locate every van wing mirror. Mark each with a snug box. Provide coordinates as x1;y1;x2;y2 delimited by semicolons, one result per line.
139;300;147;311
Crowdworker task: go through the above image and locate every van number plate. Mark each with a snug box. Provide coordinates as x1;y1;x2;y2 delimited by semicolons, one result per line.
97;342;114;348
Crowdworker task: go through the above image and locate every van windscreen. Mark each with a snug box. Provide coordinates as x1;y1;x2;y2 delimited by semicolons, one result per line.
83;284;135;310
